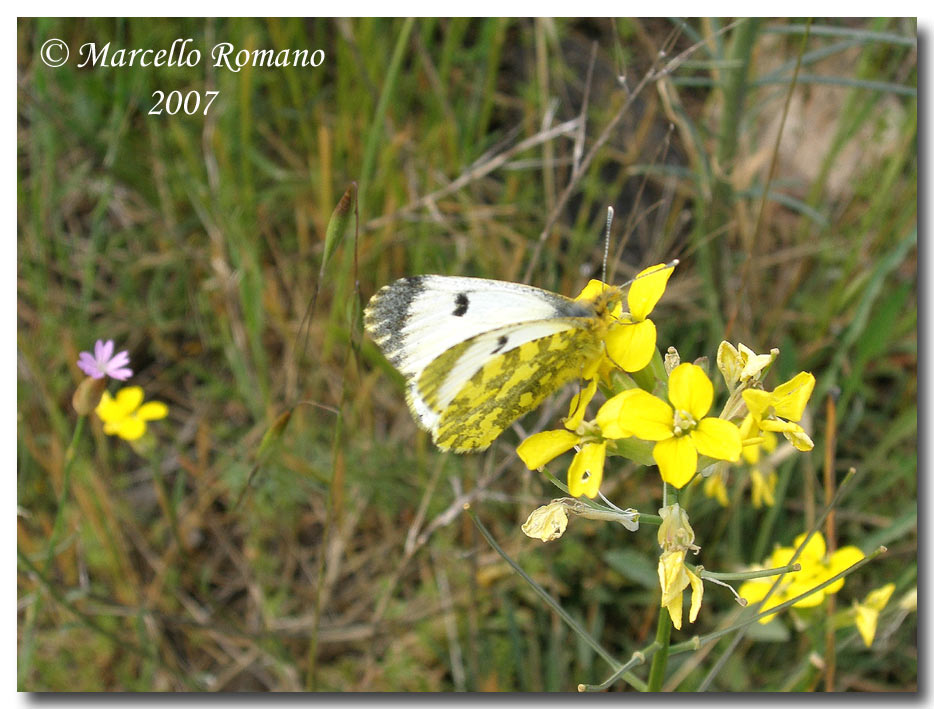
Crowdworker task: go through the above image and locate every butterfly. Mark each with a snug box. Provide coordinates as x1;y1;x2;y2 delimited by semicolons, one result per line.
364;275;626;452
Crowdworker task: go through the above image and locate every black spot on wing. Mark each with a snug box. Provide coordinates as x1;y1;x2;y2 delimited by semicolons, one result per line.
491;335;508;354
453;292;469;317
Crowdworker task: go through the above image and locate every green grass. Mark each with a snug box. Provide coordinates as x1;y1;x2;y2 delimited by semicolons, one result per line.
18;18;916;691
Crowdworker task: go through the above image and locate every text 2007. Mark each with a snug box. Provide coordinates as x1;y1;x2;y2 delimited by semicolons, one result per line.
149;90;220;116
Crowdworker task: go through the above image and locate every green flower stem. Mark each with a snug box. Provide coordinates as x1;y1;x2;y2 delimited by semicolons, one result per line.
646;483;678;691
465;504;645;691
646;605;671;691
540;466;661;525
696;563;801;582
669;545;888;656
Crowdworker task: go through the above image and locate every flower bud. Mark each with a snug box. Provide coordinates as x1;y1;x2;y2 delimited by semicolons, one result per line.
72;377;107;416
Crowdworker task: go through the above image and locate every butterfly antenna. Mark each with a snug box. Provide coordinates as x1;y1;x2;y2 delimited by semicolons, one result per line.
602;206;614;287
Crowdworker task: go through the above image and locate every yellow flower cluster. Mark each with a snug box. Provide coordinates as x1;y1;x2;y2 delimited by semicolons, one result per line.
739;532;864;622
518;274;818;506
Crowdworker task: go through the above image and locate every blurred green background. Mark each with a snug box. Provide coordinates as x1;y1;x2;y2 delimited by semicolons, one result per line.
17;18;916;691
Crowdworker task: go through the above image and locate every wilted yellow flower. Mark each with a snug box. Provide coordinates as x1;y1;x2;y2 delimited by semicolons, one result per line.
852;583;896;647
656;504;703;630
739;532;864;623
657;503;698;553
659;549;704;630
521;501;570;542
717;342;778;392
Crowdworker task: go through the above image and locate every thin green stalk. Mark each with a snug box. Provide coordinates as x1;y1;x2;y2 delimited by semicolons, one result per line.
579;642;659;692
699;563;799;582
646;607;671;691
646;483;679;691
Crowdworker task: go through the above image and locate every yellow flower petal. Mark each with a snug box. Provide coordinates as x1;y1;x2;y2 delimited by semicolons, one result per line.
864;583;896;612
822;545;865;594
692;417;742;462
738;578;771;605
761;431;778;453
741;440;761;464
654;436;697;489
628;263;673;322
594;391;633;439
565;379;597;431
855;603;880;647
658;549;689;630
116;417;146;441
704;471;729;507
716;341;742;391
574;279;610;302
605;319;657;372
758;418;800;434
687;566;704;623
793;531;827;561
94;391;121;423
114;386;144;413
616;390;674;441
517;430;580;470
521;502;570;542
742;389;772;418
668;363;713;419
137;401;169;421
750;469;777;508
772;372;815;422
785;428;814;452
567;442;606;498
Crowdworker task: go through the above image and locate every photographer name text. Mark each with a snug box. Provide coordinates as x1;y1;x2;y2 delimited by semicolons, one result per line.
77;38;325;73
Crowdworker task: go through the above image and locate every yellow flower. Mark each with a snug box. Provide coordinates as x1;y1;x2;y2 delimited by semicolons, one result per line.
750;469;777;509
742;372;816;451
658;549;704;630
614;363;742;488
95;386;168;441
517;384;631;498
739;532;864;623
703;469;730;507
606;264;673;372
521;501;570;542
716;341;778;392
852;583;896;647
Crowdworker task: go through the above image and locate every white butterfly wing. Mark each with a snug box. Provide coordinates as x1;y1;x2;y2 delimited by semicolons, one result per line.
364;275;595;380
406;318;584;431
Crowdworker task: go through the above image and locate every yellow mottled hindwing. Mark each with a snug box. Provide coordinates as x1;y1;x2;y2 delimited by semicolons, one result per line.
419;329;603;452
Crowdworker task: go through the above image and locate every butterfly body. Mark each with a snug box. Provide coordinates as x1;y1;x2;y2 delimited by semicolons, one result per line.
364;275;622;452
